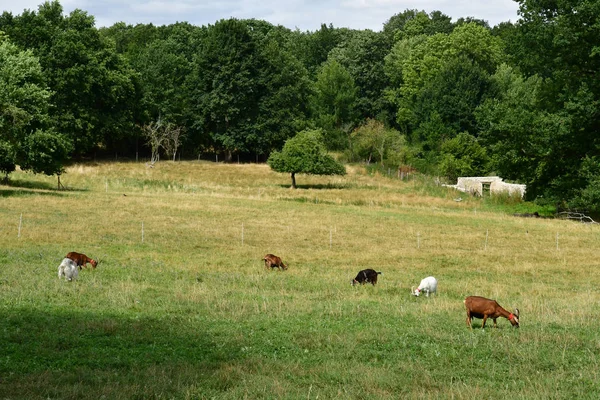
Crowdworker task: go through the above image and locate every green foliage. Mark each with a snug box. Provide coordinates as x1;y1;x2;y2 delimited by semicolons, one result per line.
250;31;311;153
311;59;358;149
328;30;393;123
21;129;72;177
0;140;16;178
0;1;140;155
383;9;453;44
0;40;51;139
286;23;346;76
350;119;405;166
267;129;346;187
571;156;600;212
386;23;502;144
187;18;310;157
438;132;489;182
131;38;190;124
0;37;55;180
476;65;570;199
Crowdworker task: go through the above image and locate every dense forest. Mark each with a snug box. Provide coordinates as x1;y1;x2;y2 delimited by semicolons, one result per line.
0;1;599;209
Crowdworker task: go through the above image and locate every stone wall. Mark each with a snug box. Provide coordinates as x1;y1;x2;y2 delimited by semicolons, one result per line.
444;176;526;198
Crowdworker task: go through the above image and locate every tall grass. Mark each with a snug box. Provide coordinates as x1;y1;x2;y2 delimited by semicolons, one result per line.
1;161;599;399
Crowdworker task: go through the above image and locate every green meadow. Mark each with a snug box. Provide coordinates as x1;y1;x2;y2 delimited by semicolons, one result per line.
1;161;599;399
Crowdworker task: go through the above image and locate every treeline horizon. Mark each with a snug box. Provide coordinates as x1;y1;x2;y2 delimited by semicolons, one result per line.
1;0;599;210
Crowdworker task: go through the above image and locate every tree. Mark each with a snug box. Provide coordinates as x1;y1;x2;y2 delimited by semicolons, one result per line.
475;64;567;199
412;55;492;148
267;129;346;188
141;120;165;164
187;18;261;161
0;140;16;182
0;36;65;183
311;59;358;149
438;132;488;182
385;22;503;145
328;30;393;123
21;130;72;189
0;1;140;156
496;0;600;206
249;27;311;155
383;9;453;44
162;124;185;162
350;119;402;166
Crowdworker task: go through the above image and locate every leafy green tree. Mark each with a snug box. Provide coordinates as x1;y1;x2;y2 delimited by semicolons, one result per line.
328;30;393;123
267;129;346;188
498;0;600;206
187;18;260;161
0;1;140;155
412;55;492;148
438;132;488;182
252;35;311;155
131;38;190;124
383;9;453;43
286;24;346;77
572;156;600;212
0;140;16;181
311;59;358;149
386;23;502;142
21;130;72;189
186;18;310;159
475;65;567;199
350;119;402;166
0;36;57;181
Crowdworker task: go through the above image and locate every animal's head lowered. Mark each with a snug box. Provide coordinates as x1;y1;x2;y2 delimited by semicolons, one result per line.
508;308;520;327
91;258;100;268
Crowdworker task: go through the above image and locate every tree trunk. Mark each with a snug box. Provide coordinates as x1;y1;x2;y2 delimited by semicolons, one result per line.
57;175;64;190
291;172;296;189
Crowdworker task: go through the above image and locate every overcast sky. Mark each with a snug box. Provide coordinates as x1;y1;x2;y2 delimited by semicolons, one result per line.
1;1;521;31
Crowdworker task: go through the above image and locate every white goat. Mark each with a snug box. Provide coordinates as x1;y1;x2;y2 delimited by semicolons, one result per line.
58;258;79;281
412;276;437;297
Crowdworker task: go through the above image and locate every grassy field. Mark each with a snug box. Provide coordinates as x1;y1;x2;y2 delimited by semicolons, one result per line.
1;161;599;399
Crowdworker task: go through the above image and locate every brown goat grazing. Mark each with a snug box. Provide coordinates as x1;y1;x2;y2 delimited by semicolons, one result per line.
464;296;519;329
263;254;288;271
65;252;98;270
351;269;382;286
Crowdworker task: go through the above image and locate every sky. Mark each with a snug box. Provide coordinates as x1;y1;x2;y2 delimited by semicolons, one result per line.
0;0;521;31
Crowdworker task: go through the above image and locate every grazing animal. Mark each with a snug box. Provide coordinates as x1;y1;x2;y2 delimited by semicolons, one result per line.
464;296;520;329
412;276;438;297
58;258;79;281
263;254;288;271
65;252;98;270
351;269;382;286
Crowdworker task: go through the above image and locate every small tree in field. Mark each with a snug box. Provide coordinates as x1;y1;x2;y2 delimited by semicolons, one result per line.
141;120;165;164
21;130;73;189
162;125;185;162
267;129;346;188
